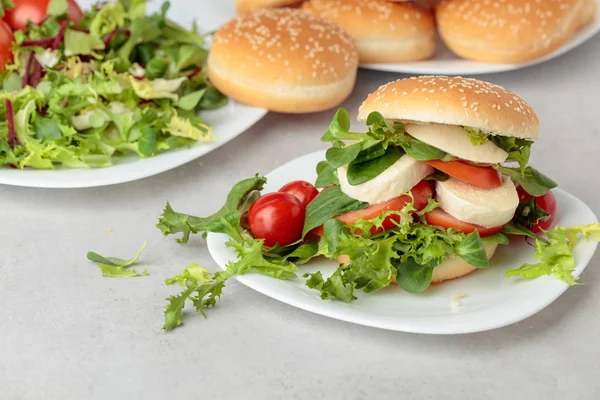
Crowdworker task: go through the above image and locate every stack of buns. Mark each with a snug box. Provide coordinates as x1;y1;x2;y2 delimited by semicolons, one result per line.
211;0;596;113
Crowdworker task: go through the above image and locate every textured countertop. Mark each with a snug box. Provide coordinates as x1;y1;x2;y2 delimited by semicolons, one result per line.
3;2;600;399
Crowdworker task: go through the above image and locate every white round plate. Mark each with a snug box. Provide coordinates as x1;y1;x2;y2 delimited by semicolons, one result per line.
207;150;599;334
0;102;266;188
361;1;600;76
0;0;267;188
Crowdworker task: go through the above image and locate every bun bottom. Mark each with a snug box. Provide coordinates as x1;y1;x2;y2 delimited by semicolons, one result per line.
358;36;435;64
336;242;498;286
438;2;597;64
207;62;357;114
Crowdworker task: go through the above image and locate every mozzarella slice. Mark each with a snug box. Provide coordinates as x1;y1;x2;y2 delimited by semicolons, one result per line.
338;154;434;204
436;177;519;228
405;123;508;164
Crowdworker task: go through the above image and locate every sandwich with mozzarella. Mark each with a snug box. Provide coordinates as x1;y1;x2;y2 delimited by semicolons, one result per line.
312;75;558;291
159;75;600;321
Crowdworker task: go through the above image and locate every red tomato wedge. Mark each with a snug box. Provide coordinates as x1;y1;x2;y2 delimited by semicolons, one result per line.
313;180;433;236
0;20;13;69
426;159;502;189
425;208;505;237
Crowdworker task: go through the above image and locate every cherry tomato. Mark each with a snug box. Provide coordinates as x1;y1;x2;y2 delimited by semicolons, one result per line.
0;20;14;69
279;180;319;208
425;208;505;237
248;192;305;247
4;0;49;30
516;186;557;232
4;0;82;31
427;159;502;189
313;180;433;236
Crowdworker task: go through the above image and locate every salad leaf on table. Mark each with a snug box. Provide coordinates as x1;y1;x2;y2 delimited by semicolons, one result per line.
0;0;226;170
87;241;148;277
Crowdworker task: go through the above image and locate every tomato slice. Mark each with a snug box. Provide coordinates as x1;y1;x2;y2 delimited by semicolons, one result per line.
427;159;502;189
313;180;433;236
425;208;505;237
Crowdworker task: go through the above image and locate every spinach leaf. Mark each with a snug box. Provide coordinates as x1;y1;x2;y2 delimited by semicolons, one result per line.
455;231;489;268
346;147;403;186
424;171;450;182
396;135;447;160
353;143;386;164
325;143;361;169
502;221;544;242
394;257;439;294
498;166;557;196
315;160;339;188
491;136;533;172
302;186;368;237
482;232;511;245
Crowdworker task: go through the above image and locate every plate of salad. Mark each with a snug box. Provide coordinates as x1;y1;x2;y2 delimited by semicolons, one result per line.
0;0;267;188
157;76;599;334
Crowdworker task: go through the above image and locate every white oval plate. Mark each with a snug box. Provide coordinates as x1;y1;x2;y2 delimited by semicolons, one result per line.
0;102;267;188
207;150;599;334
361;2;600;76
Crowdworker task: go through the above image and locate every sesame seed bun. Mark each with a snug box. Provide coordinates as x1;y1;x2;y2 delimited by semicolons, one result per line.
208;9;359;114
436;0;597;64
235;0;305;15
302;0;435;63
337;242;498;286
358;76;539;140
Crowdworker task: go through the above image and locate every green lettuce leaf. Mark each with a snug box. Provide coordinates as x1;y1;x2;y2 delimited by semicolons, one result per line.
163;237;298;331
463;126;489;146
506;229;577;284
64;30;106;57
90;2;127;37
165;112;212;142
304;219;396;301
47;0;68;16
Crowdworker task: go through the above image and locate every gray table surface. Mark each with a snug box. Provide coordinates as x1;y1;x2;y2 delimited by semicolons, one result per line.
3;24;600;400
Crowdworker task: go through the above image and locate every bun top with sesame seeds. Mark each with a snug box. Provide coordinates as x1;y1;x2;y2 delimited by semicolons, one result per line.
302;0;434;40
302;0;435;63
207;8;359;113
436;0;595;64
358;76;539;140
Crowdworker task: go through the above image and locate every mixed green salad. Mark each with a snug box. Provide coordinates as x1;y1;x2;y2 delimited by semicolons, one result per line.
0;0;225;169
